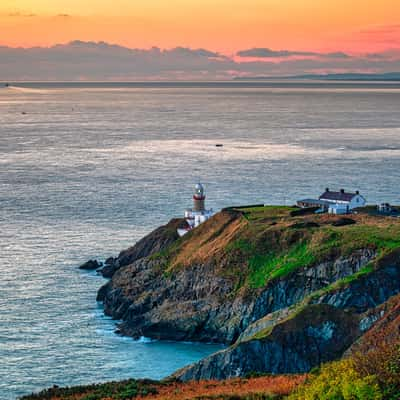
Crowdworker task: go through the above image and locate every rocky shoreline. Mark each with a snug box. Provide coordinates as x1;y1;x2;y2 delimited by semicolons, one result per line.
83;206;400;380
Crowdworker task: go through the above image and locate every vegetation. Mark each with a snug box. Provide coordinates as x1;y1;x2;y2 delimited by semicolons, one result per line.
222;206;400;288
20;379;159;400
247;241;316;288
289;303;400;400
288;359;382;400
143;206;400;292
352;316;400;399
21;332;399;400
20;375;306;400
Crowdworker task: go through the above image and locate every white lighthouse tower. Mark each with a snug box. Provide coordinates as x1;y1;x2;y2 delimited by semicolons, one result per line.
177;183;214;237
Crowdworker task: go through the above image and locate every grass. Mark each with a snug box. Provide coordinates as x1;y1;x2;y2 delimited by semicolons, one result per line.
239;206;298;222
221;207;400;289
247;242;316;288
146;206;400;293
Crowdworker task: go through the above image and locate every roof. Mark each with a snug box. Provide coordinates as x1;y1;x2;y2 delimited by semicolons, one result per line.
319;190;358;202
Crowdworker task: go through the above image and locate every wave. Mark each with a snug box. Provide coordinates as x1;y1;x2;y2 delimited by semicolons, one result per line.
5;85;50;94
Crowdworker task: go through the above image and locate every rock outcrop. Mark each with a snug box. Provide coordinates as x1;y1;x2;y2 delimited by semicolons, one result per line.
175;304;361;380
79;259;101;270
173;262;400;380
94;206;400;379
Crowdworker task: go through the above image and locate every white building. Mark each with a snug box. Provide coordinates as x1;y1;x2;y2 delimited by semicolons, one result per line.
177;183;214;237
320;188;366;213
297;188;366;214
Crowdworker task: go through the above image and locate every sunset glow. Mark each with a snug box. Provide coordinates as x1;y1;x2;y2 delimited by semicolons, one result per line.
1;0;400;54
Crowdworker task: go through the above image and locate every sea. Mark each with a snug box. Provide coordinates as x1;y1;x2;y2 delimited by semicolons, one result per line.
1;81;400;399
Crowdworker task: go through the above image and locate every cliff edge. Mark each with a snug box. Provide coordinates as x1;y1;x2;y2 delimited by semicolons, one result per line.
96;205;400;379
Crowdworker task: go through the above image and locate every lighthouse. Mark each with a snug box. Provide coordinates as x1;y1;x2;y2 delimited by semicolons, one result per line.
177;183;214;237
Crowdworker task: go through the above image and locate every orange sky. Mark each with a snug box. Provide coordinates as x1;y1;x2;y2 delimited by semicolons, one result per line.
1;0;400;53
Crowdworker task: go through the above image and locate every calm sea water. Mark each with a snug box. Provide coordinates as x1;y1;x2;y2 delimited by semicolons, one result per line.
1;82;400;399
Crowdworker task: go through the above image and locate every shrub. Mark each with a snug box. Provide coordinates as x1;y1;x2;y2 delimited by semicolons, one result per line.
352;325;400;400
288;358;382;400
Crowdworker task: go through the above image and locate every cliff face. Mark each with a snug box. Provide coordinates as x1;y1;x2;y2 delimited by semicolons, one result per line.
175;304;362;380
174;261;400;380
98;211;247;342
96;206;400;379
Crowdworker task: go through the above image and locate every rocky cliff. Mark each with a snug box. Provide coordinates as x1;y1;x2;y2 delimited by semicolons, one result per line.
95;205;400;379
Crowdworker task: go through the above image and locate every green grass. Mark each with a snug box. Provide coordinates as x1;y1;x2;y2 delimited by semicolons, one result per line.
149;206;400;293
335;224;400;254
225;214;400;290
247;242;316;288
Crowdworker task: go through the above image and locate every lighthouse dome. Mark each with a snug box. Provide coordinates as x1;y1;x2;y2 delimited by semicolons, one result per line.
194;183;205;197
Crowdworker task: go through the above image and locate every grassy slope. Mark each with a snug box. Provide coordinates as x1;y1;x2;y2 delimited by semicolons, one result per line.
239;206;400;288
163;205;400;290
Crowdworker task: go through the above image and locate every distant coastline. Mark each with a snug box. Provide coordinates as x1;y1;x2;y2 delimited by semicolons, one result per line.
235;72;400;81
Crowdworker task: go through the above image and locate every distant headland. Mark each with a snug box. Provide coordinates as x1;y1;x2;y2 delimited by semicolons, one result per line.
235;72;400;81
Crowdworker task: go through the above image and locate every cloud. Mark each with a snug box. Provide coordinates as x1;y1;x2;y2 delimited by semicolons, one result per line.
237;48;351;59
0;41;399;81
7;12;36;17
168;47;222;58
237;48;317;58
325;52;350;59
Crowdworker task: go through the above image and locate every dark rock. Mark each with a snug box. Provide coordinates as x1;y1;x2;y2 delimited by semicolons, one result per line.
105;257;115;266
96;282;110;301
79;259;101;270
290;207;319;217
99;264;117;278
331;217;356;227
172;253;400;380
174;304;361;380
311;252;400;313
99;242;376;344
290;221;320;229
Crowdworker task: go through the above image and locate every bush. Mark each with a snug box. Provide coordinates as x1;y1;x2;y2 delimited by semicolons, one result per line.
352;325;400;400
289;358;382;400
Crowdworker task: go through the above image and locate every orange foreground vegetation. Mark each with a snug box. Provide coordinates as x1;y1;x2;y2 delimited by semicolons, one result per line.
48;375;306;400
144;375;306;400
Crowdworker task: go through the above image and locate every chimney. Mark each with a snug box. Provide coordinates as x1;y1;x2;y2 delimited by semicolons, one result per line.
325;188;329;192
340;189;345;194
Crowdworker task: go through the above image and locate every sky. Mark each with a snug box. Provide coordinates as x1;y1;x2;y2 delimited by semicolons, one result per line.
1;1;400;79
